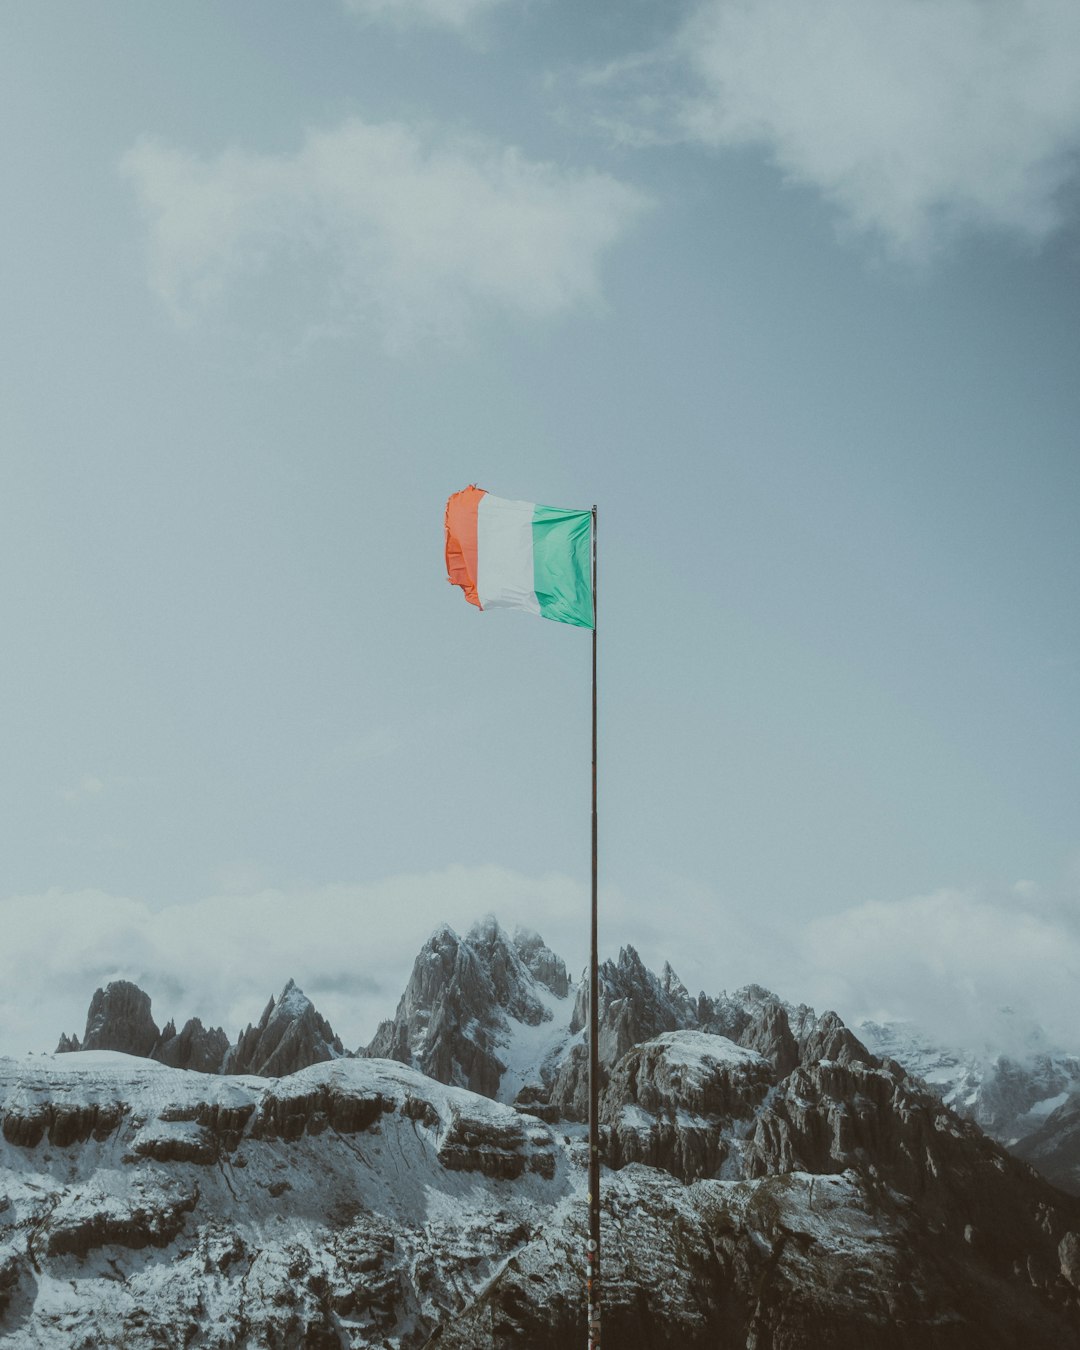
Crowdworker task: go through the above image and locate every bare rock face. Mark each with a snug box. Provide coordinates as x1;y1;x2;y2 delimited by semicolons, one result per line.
364;918;570;1098
569;944;697;1066
152;1017;230;1074
1;1097;125;1149
45;1179;199;1258
79;980;160;1057
221;980;345;1078
734;998;800;1074
504;925;570;999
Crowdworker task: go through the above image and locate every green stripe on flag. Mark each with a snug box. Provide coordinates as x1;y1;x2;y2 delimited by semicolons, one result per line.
532;506;594;628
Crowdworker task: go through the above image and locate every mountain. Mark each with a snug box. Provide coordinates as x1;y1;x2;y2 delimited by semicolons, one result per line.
16;920;1080;1344
152;1017;230;1074
3;1024;1079;1347
363;917;573;1103
55;979;230;1072
364;921;841;1126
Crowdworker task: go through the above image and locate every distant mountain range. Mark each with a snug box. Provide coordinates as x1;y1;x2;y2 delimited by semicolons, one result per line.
2;916;1076;1346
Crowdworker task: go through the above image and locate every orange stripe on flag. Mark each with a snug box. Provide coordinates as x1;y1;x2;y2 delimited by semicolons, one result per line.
445;485;485;609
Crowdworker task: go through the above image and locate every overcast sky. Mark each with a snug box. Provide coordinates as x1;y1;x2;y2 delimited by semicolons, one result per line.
2;0;1079;1060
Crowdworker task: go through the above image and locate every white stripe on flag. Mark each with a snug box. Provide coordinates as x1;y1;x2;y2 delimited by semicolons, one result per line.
476;495;540;614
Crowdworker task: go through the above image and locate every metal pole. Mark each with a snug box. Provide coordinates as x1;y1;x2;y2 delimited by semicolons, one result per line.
587;505;601;1350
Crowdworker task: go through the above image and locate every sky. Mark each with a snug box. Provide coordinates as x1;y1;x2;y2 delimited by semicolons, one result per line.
2;0;1079;1061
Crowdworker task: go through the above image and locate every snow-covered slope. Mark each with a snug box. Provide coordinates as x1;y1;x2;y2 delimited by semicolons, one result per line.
0;1052;568;1348
3;1018;1080;1347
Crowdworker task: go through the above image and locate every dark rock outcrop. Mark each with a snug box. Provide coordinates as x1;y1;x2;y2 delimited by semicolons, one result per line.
421;1164;1080;1350
221;980;345;1078
152;1017;229;1074
250;1081;396;1142
79;980;160;1057
437;1106;557;1180
601;1030;772;1181
44;1181;199;1258
2;1098;125;1149
569;944;697;1066
733;997;800;1074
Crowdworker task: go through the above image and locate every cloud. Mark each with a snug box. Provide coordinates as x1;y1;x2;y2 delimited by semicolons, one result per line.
120;118;648;347
5;868;1078;1067
595;0;1080;256
798;882;1080;1053
0;868;596;1059
341;0;508;31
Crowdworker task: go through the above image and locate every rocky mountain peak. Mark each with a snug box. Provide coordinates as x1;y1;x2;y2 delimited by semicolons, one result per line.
364;918;572;1099
74;979;160;1058
659;960;690;1004
569;942;698;1062
464;916;557;1026
736;998;801;1075
221;980;345;1078
510;924;569;998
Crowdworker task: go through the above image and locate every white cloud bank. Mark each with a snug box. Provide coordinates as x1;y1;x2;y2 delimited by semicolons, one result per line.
4;870;1078;1065
120;119;647;347
799;883;1080;1054
0;867;595;1059
603;0;1080;256
341;0;508;31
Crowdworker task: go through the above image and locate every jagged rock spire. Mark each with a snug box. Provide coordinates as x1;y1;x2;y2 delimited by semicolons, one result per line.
364;917;571;1099
222;979;345;1078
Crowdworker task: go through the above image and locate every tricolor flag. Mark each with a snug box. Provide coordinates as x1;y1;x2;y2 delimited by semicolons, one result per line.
445;485;594;629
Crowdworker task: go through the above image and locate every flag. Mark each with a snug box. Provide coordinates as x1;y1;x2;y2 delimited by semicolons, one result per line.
445;485;594;629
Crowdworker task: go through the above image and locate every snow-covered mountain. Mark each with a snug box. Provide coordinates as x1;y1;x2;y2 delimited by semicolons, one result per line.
222;979;347;1078
4;1019;1080;1347
363;917;575;1104
13;917;1080;1344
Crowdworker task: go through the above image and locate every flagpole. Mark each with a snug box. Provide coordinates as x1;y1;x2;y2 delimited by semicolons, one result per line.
587;504;601;1350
